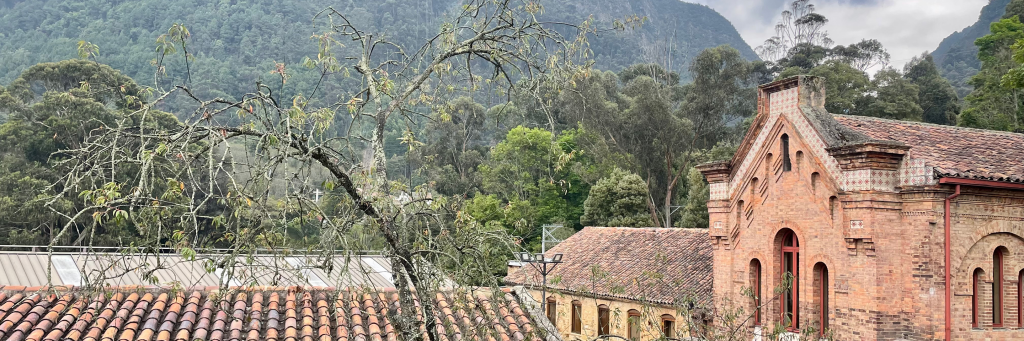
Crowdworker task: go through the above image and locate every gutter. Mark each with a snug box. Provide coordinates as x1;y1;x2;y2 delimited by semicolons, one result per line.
938;177;1024;340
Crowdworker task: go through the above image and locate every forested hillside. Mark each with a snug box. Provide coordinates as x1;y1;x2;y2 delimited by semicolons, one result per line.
932;0;1013;97
0;0;756;113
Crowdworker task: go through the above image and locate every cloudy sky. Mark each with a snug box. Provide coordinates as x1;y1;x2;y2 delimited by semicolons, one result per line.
689;0;990;67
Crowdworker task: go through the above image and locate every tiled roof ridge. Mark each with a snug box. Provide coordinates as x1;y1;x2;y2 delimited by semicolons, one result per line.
832;114;1024;138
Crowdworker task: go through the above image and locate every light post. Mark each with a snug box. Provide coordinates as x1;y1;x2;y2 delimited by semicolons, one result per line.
517;252;563;313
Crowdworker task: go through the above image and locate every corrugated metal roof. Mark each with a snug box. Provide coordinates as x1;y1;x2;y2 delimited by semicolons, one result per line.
0;251;398;289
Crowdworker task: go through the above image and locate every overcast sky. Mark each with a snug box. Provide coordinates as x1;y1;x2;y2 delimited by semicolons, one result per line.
688;0;990;68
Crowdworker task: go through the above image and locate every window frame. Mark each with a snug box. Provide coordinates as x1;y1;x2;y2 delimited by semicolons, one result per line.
627;309;641;341
597;304;610;336
571;300;582;334
661;314;675;338
994;247;1006;327
752;259;762;326
780;229;799;330
973;268;982;328
817;263;829;336
546;297;557;326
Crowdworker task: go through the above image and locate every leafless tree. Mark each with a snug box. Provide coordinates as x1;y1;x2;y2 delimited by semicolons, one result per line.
41;1;595;340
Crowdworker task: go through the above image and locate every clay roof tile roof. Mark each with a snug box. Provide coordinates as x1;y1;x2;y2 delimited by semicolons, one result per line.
0;286;546;341
834;115;1024;183
504;226;713;306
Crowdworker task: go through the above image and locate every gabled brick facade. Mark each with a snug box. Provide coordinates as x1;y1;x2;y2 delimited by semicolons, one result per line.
699;76;1024;340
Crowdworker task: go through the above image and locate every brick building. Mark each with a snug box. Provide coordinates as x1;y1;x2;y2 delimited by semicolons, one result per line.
505;227;712;341
697;76;1024;340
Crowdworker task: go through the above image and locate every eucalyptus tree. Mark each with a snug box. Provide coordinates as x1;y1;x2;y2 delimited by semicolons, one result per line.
40;1;595;340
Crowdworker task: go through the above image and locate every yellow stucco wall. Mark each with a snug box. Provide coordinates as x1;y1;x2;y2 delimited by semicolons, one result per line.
524;289;688;341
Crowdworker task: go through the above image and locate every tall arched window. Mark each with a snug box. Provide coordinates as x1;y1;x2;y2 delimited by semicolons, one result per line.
973;268;983;328
1019;270;1024;327
779;229;800;330
765;154;773;178
795;150;803;171
781;134;792;172
751;177;759;196
750;259;762;326
994;247;1007;326
547;297;557;326
737;200;745;225
829;196;839;225
597;304;610;335
627;309;641;341
811;172;820;193
571;300;582;334
814;262;829;335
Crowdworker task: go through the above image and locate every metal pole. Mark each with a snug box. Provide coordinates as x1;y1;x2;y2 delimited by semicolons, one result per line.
541;264;548;314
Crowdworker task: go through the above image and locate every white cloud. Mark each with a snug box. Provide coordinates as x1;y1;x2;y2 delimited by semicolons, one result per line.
690;0;989;68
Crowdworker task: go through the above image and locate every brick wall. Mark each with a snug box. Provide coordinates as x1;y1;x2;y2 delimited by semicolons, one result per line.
703;113;1024;340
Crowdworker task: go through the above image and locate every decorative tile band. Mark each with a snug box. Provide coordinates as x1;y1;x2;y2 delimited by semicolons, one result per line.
710;182;729;200
841;169;899;192
850;220;864;229
899;158;936;186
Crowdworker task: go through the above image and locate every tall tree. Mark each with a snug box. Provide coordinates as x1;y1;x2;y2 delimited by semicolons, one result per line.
866;68;923;121
756;0;832;63
963;17;1024;131
580;168;653;228
904;54;960;125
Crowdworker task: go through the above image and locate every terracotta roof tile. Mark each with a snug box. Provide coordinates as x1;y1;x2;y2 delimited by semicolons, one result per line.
0;286;545;341
505;226;714;306
834;115;1024;183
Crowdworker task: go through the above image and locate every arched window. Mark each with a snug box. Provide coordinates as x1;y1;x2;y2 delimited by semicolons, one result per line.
571;300;582;334
811;172;820;193
781;134;792;172
973;268;983;328
994;247;1007;326
1019;270;1024;327
814;262;829;335
766;154;773;178
661;315;675;338
627;309;641;341
829;196;839;225
546;297;557;326
779;229;800;330
795;151;803;171
750;259;762;326
737;200;745;225
751;177;759;196
597;304;610;335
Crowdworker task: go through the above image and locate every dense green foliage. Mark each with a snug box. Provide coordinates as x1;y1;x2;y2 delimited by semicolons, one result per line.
0;0;756;111
962;17;1024;131
0;60;183;245
580;168;653;227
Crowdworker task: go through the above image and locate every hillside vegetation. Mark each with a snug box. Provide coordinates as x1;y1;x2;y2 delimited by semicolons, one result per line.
0;0;756;114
